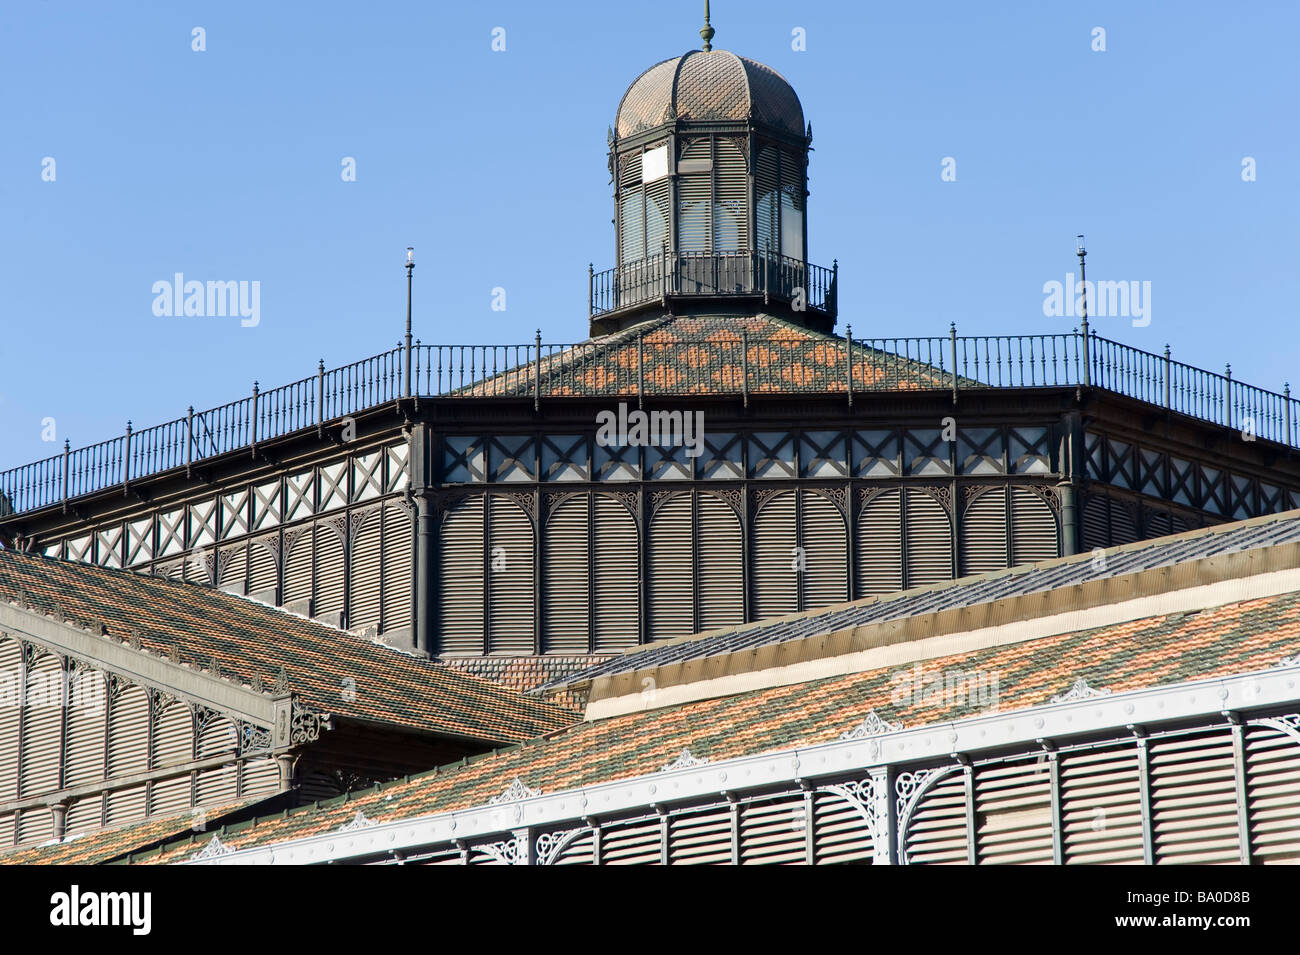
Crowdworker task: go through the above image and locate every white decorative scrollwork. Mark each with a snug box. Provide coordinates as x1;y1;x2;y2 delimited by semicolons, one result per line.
1050;677;1111;704
487;777;541;805
190;834;237;861
840;710;903;740
894;765;961;864
289;700;332;745
819;775;888;851
1274;653;1300;669
660;748;709;772
476;836;527;865
535;827;587;865
336;810;379;832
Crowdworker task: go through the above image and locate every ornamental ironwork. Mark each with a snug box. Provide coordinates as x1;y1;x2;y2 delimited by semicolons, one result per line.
660;748;709;772
190;834;237;860
840;710;904;740
289;700;331;745
1050;677;1111;704
337;810;379;833
487;778;541;804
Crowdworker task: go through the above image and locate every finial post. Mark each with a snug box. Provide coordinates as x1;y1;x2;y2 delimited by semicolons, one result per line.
700;0;715;51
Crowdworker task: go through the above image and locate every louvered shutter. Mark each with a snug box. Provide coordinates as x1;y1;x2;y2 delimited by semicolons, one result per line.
0;812;11;850
239;756;281;798
1145;510;1173;540
0;637;22;812
487;496;535;654
902;770;969;864
600;814;663;865
739;792;807;864
543;495;590;653
218;543;247;594
1148;729;1240;864
678;139;711;253
348;507;382;630
150;699;194;816
649;494;693;641
438;496;485;654
63;666;106;834
752;491;797;619
1059;746;1144;864
904;488;952;588
106;683;149;824
812;789;875;864
779;150;805;260
855;490;903;596
714;138;748;253
801;491;848;609
1082;495;1110;550
960;487;1007;575
645;177;670;260
1010;487;1058;565
548;829;597;865
382;502;414;633
313;521;346;624
248;536;277;598
973;759;1054;864
19;652;63;800
756;146;779;254
668;803;733;865
194;715;239;807
1109;498;1138;545
618;152;644;264
592;495;639;651
1244;723;1300;863
281;529;313;609
697;494;744;631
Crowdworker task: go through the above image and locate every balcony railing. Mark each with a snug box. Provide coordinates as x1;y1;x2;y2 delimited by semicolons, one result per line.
0;325;1295;517
590;250;838;320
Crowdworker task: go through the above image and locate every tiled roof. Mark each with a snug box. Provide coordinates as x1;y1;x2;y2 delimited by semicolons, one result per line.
122;585;1300;864
441;656;610;711
542;509;1300;692
0;551;573;744
457;314;957;398
0;797;274;866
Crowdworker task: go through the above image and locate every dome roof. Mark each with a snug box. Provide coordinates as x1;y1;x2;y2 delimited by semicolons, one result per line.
615;49;804;139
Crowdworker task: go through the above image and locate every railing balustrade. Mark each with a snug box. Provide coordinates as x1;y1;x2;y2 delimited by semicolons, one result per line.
1;329;1295;517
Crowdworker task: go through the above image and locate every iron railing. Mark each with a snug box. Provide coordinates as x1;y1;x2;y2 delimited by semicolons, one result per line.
0;327;1294;517
589;250;838;320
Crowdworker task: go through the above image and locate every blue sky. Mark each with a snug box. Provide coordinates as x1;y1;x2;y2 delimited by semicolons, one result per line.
1;1;1297;470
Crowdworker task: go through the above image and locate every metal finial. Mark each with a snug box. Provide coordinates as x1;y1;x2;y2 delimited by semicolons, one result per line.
700;0;715;51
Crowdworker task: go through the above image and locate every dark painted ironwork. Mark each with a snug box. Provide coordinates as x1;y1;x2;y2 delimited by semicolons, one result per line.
2;327;1298;518
588;250;837;321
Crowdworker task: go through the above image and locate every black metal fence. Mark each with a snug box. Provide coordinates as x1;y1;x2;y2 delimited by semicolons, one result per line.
590;250;838;319
1;326;1294;517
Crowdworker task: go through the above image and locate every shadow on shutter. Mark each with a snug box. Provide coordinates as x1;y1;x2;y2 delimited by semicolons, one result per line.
600;813;662;865
382;503;414;634
649;494;693;641
106;684;149;825
697;494;744;632
800;491;848;610
738;792;807;865
960;486;1006;575
902;772;969;865
487;496;535;654
855;489;903;596
1059;746;1144;864
18;652;62;842
195;716;238;807
438;497;485;654
543;495;590;653
1010;487;1058;566
812;788;875;864
752;490;797;619
593;495;639;651
313;522;345;625
973;759;1053;864
64;668;106;835
349;507;382;631
151;699;194;817
904;488;952;588
668;803;733;865
1245;723;1300;863
1148;729;1240;864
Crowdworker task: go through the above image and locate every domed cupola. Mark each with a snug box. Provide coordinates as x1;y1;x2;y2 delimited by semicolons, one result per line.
589;4;837;335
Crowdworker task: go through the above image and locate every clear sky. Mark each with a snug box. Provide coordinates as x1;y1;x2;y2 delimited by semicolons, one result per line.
1;1;1297;471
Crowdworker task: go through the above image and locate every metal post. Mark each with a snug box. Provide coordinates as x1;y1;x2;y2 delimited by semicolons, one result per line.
845;323;853;408
316;359;325;436
534;329;542;413
638;332;645;410
1286;383;1293;447
1225;363;1233;431
588;263;594;320
186;406;194;477
251;381;260;457
1077;236;1091;387
1170;345;1180;407
404;248;415;398
61;441;69;514
122;421;132;494
949;322;959;405
831;259;838;318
